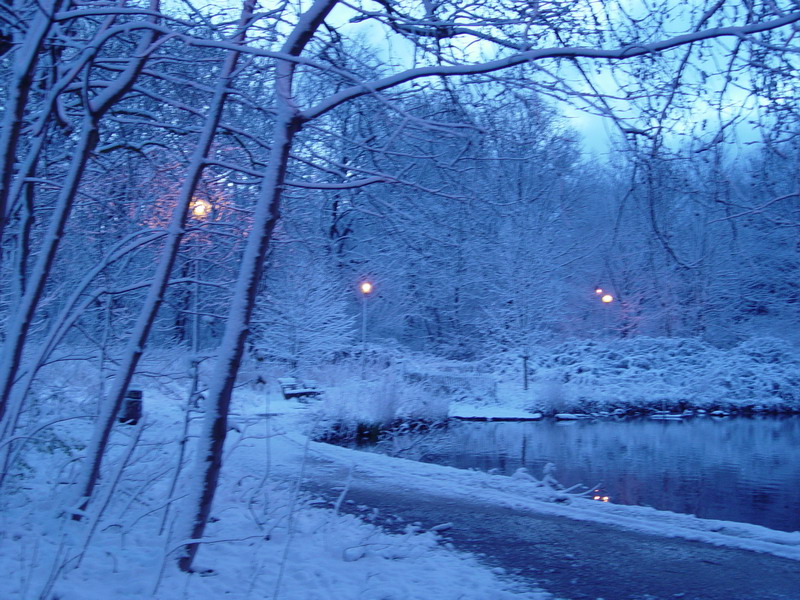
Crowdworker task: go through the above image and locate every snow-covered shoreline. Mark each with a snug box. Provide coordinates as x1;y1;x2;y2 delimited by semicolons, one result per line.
2;335;799;599
303;422;800;562
304;337;800;437
3;390;797;599
488;336;800;416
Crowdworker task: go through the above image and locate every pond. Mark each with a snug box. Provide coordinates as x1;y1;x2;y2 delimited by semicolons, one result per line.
356;415;800;532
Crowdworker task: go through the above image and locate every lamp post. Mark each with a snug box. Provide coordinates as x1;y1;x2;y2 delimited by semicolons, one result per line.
359;280;373;378
189;197;211;404
191;197;211;219
189;198;212;350
595;288;614;336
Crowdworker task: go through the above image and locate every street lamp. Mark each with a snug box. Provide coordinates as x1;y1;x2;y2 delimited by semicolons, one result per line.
189;198;213;348
598;291;614;337
191;197;212;219
359;280;373;378
188;197;212;404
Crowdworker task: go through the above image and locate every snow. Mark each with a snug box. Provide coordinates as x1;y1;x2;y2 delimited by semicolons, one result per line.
448;404;543;420
0;382;549;600
2;338;799;599
487;336;800;415
298;410;800;562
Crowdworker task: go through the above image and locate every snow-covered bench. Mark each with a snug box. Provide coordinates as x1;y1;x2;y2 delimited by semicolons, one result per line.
278;377;321;401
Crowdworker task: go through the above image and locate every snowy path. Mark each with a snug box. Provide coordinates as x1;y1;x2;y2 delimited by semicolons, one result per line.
306;470;800;600
265;425;800;600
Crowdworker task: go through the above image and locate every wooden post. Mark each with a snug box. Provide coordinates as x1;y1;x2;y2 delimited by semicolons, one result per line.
521;355;529;391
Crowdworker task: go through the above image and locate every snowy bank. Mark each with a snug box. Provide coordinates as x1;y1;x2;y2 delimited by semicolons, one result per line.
0;382;548;600
486;336;800;415
2;336;799;599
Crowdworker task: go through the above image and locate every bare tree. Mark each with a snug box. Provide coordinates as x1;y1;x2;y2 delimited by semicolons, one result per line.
0;1;163;425
69;0;260;519
174;0;800;570
1;0;798;575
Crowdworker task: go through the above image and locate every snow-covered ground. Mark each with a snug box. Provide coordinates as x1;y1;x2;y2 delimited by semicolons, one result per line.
3;390;799;600
448;403;542;420
314;336;800;427
503;336;800;414
0;391;549;600
1;336;798;599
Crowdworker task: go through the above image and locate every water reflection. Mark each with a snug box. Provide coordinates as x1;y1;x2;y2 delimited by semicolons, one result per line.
367;416;800;532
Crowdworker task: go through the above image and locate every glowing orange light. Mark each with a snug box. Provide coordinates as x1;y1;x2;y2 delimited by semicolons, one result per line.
191;198;212;219
360;281;373;295
601;294;614;303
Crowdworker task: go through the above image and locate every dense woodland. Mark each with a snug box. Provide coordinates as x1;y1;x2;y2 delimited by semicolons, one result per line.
0;0;798;573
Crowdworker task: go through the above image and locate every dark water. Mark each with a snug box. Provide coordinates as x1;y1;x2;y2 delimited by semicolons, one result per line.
361;416;800;532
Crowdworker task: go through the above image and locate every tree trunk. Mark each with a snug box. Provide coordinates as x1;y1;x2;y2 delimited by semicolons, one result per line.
0;4;159;426
69;0;254;518
0;0;63;254
176;0;339;571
